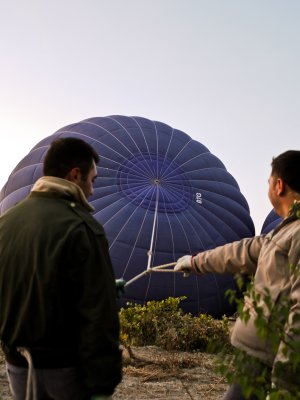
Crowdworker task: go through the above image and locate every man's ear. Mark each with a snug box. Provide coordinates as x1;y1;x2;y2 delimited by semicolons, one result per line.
66;167;81;183
276;177;285;196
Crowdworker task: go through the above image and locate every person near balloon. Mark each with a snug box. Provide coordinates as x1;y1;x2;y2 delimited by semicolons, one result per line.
174;150;300;399
0;138;122;400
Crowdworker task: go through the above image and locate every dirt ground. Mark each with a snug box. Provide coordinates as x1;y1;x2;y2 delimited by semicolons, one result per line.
0;346;228;399
0;351;11;399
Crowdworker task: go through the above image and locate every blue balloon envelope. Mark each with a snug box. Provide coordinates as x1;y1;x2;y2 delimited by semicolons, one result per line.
0;116;255;317
261;210;282;234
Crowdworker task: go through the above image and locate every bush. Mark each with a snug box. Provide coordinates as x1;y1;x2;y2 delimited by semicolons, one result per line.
119;296;230;352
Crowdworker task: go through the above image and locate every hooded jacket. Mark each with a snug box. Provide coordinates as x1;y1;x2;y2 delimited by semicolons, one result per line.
0;177;122;395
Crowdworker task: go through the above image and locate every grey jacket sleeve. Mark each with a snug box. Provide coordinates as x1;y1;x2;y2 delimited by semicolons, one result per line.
192;236;265;275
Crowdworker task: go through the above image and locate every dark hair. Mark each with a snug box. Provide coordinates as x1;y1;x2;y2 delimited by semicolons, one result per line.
271;150;300;193
43;137;99;179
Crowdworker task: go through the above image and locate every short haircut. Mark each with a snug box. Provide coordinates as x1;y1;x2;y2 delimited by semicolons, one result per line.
43;137;99;179
271;150;300;193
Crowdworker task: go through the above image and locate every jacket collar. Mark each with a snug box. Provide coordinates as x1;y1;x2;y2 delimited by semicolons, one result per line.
31;176;94;212
272;200;300;236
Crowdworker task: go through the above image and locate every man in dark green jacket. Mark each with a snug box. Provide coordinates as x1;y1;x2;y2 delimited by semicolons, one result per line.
0;138;122;399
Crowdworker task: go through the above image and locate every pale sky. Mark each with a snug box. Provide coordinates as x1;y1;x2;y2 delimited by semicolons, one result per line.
0;0;299;233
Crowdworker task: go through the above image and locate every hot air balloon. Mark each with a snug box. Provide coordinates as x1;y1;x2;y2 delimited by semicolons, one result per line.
261;210;282;234
0;116;255;317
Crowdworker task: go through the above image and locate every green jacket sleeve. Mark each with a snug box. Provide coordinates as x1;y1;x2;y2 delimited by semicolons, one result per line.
65;221;122;395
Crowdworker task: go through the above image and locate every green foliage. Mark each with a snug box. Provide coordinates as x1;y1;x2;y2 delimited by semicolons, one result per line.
119;296;230;352
217;261;300;400
217;350;272;399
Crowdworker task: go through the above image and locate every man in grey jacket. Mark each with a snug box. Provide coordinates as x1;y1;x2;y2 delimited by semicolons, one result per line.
175;150;300;399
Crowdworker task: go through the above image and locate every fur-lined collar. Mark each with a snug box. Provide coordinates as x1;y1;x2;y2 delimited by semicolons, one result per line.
31;176;94;212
